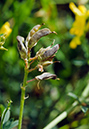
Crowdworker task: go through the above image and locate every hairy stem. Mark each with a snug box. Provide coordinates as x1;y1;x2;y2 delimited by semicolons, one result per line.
18;67;28;129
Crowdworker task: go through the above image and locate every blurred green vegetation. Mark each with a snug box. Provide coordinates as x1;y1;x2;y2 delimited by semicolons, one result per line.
0;0;89;129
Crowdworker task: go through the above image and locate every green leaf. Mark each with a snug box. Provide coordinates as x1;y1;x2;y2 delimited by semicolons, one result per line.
3;119;18;129
9;120;18;129
80;106;88;113
68;92;78;99
0;104;5;117
72;60;86;67
1;108;10;124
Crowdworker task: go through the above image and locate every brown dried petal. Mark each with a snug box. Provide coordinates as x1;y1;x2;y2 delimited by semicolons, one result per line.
17;35;27;60
35;72;57;80
28;28;54;49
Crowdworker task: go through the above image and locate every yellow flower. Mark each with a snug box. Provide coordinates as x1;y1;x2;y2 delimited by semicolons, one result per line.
69;2;89;49
69;15;85;37
69;36;81;49
69;2;87;16
0;22;12;37
0;22;12;51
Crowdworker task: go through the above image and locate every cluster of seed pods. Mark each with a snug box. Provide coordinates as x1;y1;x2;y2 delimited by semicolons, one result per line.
17;24;60;81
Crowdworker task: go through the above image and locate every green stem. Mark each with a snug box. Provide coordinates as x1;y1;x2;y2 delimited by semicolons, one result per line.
18;67;28;129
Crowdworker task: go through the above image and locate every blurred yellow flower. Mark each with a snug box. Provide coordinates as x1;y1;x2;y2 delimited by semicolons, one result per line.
70;36;81;49
0;22;12;37
0;22;12;50
69;2;89;49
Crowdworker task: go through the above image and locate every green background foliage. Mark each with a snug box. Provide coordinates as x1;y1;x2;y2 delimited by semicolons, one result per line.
0;0;89;128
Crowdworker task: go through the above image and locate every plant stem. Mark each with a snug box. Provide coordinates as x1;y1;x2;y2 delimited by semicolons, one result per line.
18;67;28;129
27;78;36;83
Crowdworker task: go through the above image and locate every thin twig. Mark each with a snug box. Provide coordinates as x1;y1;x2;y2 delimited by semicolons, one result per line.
27;78;36;83
28;66;37;73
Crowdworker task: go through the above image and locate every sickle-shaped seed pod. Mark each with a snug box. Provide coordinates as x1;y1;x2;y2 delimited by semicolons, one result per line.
28;28;55;50
17;35;27;60
35;72;57;80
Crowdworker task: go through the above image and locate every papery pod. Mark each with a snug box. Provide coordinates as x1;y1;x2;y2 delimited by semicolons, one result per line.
35;72;57;80
28;28;55;50
26;24;44;48
42;44;59;60
17;35;27;60
36;44;59;62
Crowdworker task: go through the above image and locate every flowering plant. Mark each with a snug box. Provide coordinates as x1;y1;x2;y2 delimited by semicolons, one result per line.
16;24;59;129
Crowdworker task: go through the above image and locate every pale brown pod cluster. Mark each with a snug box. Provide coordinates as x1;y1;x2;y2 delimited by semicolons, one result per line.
17;24;60;82
17;24;56;62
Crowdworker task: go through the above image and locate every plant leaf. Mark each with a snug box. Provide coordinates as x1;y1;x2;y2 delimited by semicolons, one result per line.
80;106;88;113
1;108;10;124
68;92;78;99
3;119;18;129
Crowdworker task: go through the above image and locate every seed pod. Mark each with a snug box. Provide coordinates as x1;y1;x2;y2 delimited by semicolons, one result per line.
28;28;54;50
26;24;44;47
35;72;57;80
30;23;45;37
17;35;27;60
42;44;60;60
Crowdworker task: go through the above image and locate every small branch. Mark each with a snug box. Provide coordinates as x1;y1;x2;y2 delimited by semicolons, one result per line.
28;66;37;73
29;56;37;61
27;78;36;83
29;60;35;66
